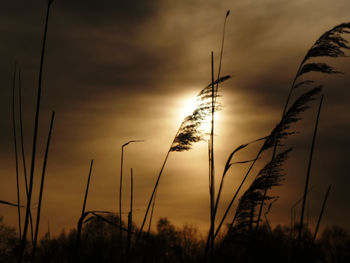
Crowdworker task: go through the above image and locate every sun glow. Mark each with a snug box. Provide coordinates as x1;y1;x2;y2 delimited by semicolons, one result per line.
178;95;198;120
177;92;220;135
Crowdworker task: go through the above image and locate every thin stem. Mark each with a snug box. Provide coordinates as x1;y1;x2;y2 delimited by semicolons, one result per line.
255;147;278;230
213;152;261;241
127;168;133;263
313;184;331;242
130;168;133;224
147;189;157;234
224;212;237;241
18;68;34;243
75;160;94;260
18;68;34;244
32;111;55;262
119;139;143;257
12;62;21;240
208;51;215;256
82;160;94;219
18;68;28;197
19;1;53;261
135;149;171;248
119;144;124;253
290;185;316;240
214;10;230;101
297;95;324;246
207;12;230;253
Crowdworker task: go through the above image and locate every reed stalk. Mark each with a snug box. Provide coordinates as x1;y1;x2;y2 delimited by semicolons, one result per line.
313;184;331;242
207;51;215;257
147;189;157;234
213;154;260;240
127;168;133;263
31;111;55;262
0;200;23;207
290;186;316;240
297;95;324;246
12;62;21;241
119;140;143;256
18;68;34;244
76;159;94;259
19;1;54;261
119;143;125;254
135;149;171;245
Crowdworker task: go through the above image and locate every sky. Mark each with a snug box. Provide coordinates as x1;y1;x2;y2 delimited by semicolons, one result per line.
1;0;350;238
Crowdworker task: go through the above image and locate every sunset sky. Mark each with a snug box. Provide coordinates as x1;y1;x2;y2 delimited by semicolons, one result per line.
1;0;350;238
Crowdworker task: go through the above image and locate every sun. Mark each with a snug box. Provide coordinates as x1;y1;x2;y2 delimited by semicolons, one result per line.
177;92;220;135
178;95;198;120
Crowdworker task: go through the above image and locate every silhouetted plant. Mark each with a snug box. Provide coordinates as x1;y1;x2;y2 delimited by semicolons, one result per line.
136;74;231;245
297;95;324;248
20;1;55;261
213;86;322;242
32;111;55;262
232;149;291;232
257;22;350;231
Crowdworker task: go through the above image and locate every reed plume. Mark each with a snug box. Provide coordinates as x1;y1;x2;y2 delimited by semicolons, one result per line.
255;23;350;231
212;86;322;241
232;149;291;232
135;74;231;246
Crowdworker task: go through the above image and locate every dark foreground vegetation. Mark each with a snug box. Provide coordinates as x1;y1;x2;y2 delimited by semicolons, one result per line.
1;215;350;263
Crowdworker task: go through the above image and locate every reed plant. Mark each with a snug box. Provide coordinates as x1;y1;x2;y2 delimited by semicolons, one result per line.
255;22;350;232
212;85;323;244
19;1;54;261
211;22;350;247
135;73;231;246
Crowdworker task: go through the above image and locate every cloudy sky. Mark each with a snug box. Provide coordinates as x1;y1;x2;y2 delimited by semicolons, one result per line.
1;0;350;237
